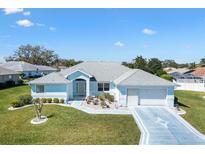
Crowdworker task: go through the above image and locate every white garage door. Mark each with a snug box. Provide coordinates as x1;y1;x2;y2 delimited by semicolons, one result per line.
127;89;139;106
139;89;166;106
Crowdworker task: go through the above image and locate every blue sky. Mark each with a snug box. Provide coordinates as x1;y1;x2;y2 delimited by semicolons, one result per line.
0;8;205;63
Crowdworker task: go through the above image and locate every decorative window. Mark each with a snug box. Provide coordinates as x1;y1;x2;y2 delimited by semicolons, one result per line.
98;83;110;91
36;85;44;93
104;83;110;91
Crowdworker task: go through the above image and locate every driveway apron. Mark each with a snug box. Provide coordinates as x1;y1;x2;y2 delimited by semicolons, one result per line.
131;107;205;145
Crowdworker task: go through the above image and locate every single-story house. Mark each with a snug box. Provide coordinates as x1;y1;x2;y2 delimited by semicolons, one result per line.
0;61;57;78
0;66;20;85
29;61;176;107
191;67;205;79
168;67;205;92
168;68;192;75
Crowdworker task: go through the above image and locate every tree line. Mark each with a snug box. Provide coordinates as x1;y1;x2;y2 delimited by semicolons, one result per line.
122;56;205;81
5;44;82;68
5;44;205;80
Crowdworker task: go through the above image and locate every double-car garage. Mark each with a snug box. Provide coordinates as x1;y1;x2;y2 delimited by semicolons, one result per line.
127;88;167;106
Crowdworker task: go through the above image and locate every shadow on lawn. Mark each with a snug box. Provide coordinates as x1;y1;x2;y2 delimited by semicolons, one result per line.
47;114;55;118
177;102;190;108
175;97;190;108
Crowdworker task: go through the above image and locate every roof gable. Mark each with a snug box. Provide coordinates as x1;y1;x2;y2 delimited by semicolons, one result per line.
61;61;130;82
116;69;176;86
67;70;92;81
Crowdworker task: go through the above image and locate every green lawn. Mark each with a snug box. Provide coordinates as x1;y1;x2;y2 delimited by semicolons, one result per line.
0;85;140;145
175;90;205;134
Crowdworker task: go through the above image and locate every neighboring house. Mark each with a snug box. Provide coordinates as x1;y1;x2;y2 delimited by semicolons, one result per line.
29;61;175;108
191;67;205;79
0;61;57;78
163;67;176;73
169;67;205;92
168;68;191;75
35;65;58;76
0;66;20;85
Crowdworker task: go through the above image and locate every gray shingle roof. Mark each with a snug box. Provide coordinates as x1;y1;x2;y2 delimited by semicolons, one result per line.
0;61;57;72
0;66;19;75
29;61;175;86
35;65;57;71
29;72;70;84
61;61;130;82
115;69;176;86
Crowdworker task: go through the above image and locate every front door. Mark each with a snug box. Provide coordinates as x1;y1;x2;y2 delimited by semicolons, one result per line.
76;81;86;96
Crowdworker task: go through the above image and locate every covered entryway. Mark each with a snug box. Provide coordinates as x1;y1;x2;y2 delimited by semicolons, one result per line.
139;89;166;106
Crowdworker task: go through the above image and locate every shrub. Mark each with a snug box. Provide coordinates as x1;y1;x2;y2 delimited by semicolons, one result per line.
17;80;23;85
60;98;65;104
33;98;40;103
41;98;47;103
11;100;24;108
156;70;167;76
53;98;59;103
160;74;173;81
98;95;105;101
5;80;15;87
103;93;114;102
47;98;52;103
19;94;32;105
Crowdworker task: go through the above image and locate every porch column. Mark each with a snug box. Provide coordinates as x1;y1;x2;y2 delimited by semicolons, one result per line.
86;79;90;97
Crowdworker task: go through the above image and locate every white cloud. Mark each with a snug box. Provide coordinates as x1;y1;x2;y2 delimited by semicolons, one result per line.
142;28;156;35
114;41;125;47
3;8;23;15
49;27;56;31
16;19;34;27
23;11;31;16
36;23;45;27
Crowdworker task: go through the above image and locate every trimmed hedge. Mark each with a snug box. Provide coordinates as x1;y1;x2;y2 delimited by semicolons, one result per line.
10;94;32;108
33;98;40;103
47;98;52;103
11;100;24;108
60;99;65;104
19;94;32;105
53;98;59;103
41;98;47;103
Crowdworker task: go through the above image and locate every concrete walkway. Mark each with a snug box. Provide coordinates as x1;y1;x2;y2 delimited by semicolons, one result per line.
130;106;205;145
68;100;131;115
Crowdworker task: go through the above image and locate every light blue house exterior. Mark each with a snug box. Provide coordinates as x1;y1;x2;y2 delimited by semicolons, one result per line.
30;61;176;108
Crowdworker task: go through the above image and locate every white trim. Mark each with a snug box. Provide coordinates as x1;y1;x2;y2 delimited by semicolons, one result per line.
131;106;205;145
65;69;92;78
166;107;205;140
128;107;150;145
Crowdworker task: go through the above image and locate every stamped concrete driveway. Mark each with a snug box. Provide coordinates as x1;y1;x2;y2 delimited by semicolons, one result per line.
130;107;205;145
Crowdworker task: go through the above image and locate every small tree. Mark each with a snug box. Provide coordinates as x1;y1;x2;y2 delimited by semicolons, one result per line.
33;98;44;120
